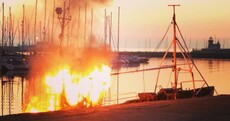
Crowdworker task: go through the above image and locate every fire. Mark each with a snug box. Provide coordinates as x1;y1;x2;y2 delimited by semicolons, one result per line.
25;64;111;113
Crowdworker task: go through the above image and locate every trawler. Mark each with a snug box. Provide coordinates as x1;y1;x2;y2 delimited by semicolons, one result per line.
137;5;215;101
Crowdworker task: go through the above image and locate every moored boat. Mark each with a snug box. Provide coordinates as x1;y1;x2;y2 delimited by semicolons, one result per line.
1;51;29;72
138;4;215;102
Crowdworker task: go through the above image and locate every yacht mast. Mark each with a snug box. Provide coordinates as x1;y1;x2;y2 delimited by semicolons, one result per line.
43;0;47;42
84;4;87;47
104;9;107;45
9;7;12;46
77;5;80;48
2;3;4;47
34;0;37;45
39;21;41;43
90;8;93;47
109;12;112;48
117;7;120;52
22;5;25;47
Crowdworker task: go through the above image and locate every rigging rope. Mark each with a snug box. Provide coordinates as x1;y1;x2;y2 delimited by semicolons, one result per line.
153;22;172;53
176;23;218;95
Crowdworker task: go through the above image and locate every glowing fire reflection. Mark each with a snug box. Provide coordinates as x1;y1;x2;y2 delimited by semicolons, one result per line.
25;64;111;113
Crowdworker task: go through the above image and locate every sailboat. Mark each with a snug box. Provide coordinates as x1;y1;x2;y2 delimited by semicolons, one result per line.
138;4;215;101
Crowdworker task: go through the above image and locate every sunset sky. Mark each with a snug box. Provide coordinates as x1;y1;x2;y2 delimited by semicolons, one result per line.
1;0;230;50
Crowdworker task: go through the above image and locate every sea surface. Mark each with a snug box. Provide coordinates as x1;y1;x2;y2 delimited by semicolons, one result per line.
1;58;230;115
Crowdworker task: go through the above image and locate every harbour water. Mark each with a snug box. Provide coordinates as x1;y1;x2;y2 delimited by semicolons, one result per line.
1;58;230;115
109;58;230;103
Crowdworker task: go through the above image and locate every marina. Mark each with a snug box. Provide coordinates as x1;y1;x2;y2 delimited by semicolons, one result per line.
0;0;230;120
1;58;230;115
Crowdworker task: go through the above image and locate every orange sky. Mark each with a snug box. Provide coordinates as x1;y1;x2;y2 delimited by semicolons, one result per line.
108;0;230;50
1;0;230;50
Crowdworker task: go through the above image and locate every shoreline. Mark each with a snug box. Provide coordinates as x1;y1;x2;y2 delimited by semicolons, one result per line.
1;95;230;121
119;51;230;59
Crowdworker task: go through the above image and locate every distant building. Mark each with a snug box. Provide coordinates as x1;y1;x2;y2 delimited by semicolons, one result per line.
207;36;220;50
191;36;230;59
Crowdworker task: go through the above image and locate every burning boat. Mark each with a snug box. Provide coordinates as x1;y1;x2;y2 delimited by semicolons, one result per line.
23;0;115;113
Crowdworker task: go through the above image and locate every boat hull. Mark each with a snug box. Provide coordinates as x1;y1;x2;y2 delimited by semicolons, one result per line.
138;86;215;101
156;86;215;100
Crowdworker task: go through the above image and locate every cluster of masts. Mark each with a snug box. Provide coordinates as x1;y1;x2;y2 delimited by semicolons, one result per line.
1;1;54;48
1;0;121;51
0;1;70;48
1;3;15;47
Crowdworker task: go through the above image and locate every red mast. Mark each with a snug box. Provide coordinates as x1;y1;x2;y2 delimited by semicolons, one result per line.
168;4;180;99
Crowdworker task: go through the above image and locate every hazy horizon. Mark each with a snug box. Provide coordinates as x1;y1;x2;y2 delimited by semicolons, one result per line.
1;0;230;50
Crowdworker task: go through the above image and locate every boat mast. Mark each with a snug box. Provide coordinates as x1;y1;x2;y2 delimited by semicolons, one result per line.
60;2;66;46
39;21;41;43
168;4;180;99
43;0;47;42
2;3;4;47
109;12;112;48
51;0;55;45
67;0;70;46
117;7;120;52
84;4;87;47
22;4;25;47
11;11;15;46
116;7;120;104
77;5;80;48
104;9;107;45
9;7;12;47
55;1;71;48
90;8;93;47
34;0;38;45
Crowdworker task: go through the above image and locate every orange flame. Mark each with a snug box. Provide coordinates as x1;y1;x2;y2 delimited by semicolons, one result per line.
25;64;111;113
25;44;114;113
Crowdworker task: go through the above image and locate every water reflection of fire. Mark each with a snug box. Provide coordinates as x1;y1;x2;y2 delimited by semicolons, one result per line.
25;46;113;113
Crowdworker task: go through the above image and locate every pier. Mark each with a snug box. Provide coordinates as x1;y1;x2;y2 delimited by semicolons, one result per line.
1;95;230;121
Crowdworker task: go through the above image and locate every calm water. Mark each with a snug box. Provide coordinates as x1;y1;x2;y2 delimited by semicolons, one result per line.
109;58;230;104
1;58;230;115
